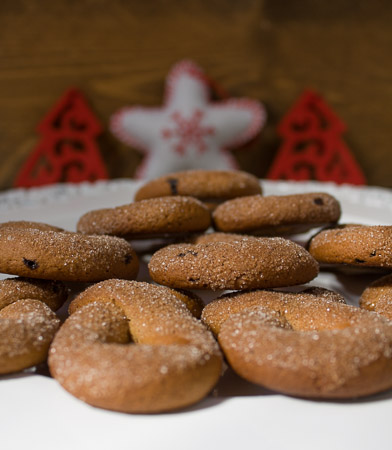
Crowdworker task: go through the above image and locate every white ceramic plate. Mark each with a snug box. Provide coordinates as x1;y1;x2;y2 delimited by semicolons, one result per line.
0;179;392;450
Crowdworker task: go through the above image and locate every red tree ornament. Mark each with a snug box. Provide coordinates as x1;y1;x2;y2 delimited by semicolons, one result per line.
14;88;108;188
267;90;366;185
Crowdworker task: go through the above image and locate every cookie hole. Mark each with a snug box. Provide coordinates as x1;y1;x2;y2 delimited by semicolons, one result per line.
23;258;39;270
313;197;324;206
178;250;198;257
166;178;179;195
355;258;366;264
124;254;133;264
370;250;377;257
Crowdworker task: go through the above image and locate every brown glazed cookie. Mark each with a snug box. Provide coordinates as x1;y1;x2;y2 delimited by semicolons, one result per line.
77;196;211;239
0;223;139;282
0;277;68;311
0;221;64;232
69;280;205;320
0;299;60;374
148;238;319;290
202;288;392;399
0;276;67;374
168;289;205;319
308;224;392;269
360;273;392;320
134;169;262;208
191;232;264;245
201;287;346;335
212;192;341;235
191;232;234;244
49;280;222;413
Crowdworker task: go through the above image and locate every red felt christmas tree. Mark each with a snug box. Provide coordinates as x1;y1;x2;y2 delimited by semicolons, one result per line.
14;88;108;188
267;90;366;185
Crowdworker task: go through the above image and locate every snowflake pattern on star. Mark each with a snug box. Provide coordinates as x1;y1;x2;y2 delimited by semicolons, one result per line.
110;60;266;179
161;109;215;155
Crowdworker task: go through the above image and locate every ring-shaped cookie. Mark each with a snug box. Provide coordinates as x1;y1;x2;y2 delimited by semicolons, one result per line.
360;273;392;320
202;289;392;398
134;169;262;208
0;221;64;232
77;196;211;239
0;223;139;282
212;193;341;235
148;238;319;290
308;224;392;269
201;287;346;334
0;277;68;311
190;232;268;245
1;300;60;375
0;277;67;374
49;280;222;413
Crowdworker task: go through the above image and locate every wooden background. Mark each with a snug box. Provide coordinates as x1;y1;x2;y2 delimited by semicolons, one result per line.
1;0;391;191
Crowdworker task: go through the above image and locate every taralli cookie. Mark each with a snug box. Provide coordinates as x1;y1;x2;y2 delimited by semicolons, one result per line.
49;280;222;413
0;279;67;375
201;287;346;335
191;232;262;245
68;281;205;320
212;192;341;235
360;274;392;320
77;196;211;239
1;300;60;375
0;277;68;311
202;289;392;399
159;289;205;319
308;225;392;269
0;223;139;282
0;221;64;232
148;238;319;290
134;169;262;209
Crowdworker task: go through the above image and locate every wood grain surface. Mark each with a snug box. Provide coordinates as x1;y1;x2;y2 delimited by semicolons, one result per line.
0;0;391;191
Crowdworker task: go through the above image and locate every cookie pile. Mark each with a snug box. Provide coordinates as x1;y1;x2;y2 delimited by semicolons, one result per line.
1;169;392;412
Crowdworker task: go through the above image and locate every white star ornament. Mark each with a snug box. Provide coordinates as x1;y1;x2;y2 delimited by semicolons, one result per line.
111;60;266;178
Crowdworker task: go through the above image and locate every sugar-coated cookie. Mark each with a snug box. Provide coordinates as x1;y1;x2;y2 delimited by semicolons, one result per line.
213;192;341;235
201;287;346;335
0;223;139;282
0;221;64;232
190;232;265;245
134;169;262;209
77;196;211;239
0;298;61;374
148;238;319;290
0;277;68;311
49;280;222;413
0;276;67;374
360;273;392;320
308;224;392;269
202;288;392;398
